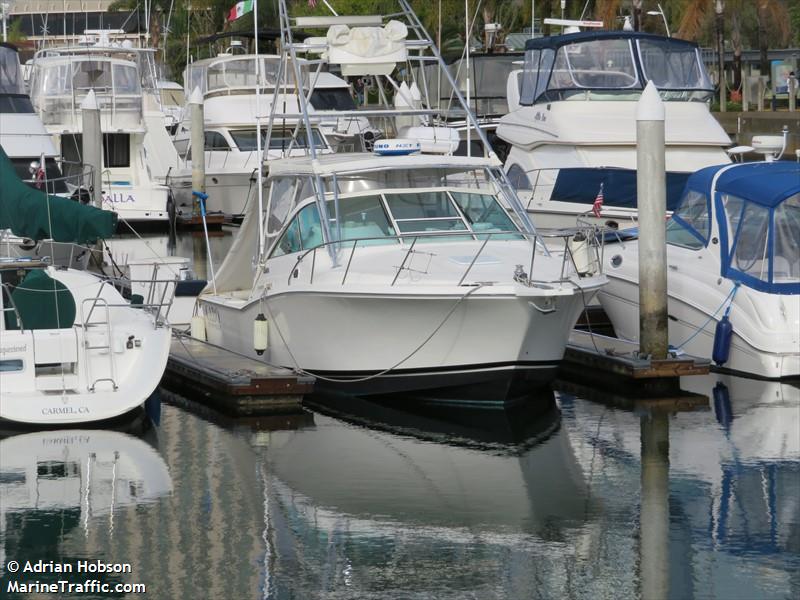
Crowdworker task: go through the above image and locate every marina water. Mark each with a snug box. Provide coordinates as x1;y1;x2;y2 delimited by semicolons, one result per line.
1;232;797;599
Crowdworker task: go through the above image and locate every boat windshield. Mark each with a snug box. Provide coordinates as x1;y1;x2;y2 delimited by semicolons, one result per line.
188;57;285;95
520;35;713;105
271;189;522;257
718;192;800;291
0;47;25;95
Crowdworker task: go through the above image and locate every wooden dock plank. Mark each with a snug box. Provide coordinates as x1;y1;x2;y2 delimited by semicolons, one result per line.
161;334;314;415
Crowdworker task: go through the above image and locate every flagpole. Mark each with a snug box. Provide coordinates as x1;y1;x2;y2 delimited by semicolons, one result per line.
254;0;266;263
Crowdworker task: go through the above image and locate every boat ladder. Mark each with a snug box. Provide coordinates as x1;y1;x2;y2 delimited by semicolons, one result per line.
81;297;118;392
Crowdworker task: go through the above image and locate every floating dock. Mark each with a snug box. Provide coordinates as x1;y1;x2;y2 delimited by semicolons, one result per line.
161;334;315;415
175;213;226;231
560;329;710;396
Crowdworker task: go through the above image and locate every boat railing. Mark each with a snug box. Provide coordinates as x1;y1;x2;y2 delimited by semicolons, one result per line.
511;165;640;219
83;274;177;328
285;228;605;289
22;161;94;198
0;283;26;333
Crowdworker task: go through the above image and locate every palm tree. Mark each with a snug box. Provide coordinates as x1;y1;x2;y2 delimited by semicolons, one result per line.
756;0;790;85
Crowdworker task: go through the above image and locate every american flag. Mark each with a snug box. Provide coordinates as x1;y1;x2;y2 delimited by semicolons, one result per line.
592;183;604;218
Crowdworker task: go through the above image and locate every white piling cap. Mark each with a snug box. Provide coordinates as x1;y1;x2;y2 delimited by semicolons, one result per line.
189;86;203;105
636;80;664;121
80;89;98;110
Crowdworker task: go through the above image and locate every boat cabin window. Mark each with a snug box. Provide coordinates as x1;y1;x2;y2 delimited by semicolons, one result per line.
102;133;131;168
551;39;638;91
667;189;709;250
637;40;711;95
385;192;467;234
721;192;800;285
230;128;326;152
309;88;356;111
506;164;532;190
773;193;800;281
272;203;323;257
160;87;185;106
0;48;26;95
204;131;230;151
330;195;397;242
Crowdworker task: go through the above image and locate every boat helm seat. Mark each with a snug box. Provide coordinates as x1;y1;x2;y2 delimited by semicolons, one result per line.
5;269;76;331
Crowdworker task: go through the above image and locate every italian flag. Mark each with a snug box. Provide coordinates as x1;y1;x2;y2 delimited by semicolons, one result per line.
227;0;253;22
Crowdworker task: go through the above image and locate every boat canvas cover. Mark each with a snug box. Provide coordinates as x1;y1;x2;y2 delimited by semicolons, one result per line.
0;146;116;244
684;162;800;294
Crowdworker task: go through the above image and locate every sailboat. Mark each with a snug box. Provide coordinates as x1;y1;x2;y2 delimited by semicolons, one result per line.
0;147;174;425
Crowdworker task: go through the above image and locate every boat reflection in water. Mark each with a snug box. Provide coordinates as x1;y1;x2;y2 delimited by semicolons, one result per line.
559;374;800;600
260;392;597;597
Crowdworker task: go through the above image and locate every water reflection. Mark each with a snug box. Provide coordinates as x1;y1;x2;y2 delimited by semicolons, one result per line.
0;421;172;590
0;375;795;599
559;374;800;600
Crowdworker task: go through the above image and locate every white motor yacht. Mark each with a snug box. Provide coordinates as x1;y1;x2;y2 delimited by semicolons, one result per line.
496;31;732;229
598;161;799;379
195;1;607;401
0;43;65;192
169;52;362;219
28;43;177;224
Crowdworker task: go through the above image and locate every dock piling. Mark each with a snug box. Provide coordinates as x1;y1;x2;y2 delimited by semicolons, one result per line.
636;81;669;361
189;87;205;200
80;90;102;209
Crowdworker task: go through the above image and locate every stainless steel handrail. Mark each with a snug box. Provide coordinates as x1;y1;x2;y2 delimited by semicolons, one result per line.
285;227;606;288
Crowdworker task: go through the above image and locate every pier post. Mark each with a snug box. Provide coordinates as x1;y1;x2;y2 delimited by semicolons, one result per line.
742;75;749;112
80;90;103;209
636;81;669;360
757;77;766;112
640;411;670;600
189;87;205;200
790;75;797;113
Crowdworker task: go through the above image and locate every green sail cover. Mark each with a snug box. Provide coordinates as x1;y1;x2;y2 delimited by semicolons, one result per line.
5;269;76;330
0;146;117;243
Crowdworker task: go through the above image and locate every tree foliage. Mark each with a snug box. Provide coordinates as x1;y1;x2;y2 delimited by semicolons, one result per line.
108;0;796;82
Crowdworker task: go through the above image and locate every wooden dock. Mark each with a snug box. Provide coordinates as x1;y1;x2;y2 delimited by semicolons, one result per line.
560;330;710;396
175;212;226;231
161;334;315;415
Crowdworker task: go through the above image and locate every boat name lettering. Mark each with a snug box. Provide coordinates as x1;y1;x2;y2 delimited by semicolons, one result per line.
42;435;91;446
0;344;26;354
41;406;90;416
534;112;547;122
103;192;136;204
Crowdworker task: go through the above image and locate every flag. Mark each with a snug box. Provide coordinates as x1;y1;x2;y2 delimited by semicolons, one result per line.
227;0;253;22
592;183;604;218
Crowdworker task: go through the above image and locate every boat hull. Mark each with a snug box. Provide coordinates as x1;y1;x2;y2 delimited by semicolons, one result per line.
200;288;593;400
599;275;800;380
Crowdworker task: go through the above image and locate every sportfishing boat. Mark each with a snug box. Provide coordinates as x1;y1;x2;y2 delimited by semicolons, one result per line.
598;162;799;379
0;155;174;426
195;1;607;400
169;51;359;219
496;31;732;229
27;40;177;224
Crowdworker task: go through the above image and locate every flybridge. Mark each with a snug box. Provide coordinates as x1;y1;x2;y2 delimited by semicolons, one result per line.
520;31;715;105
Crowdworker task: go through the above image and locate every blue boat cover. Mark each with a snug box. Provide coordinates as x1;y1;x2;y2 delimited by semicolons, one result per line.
551;167;689;211
679;162;800;294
